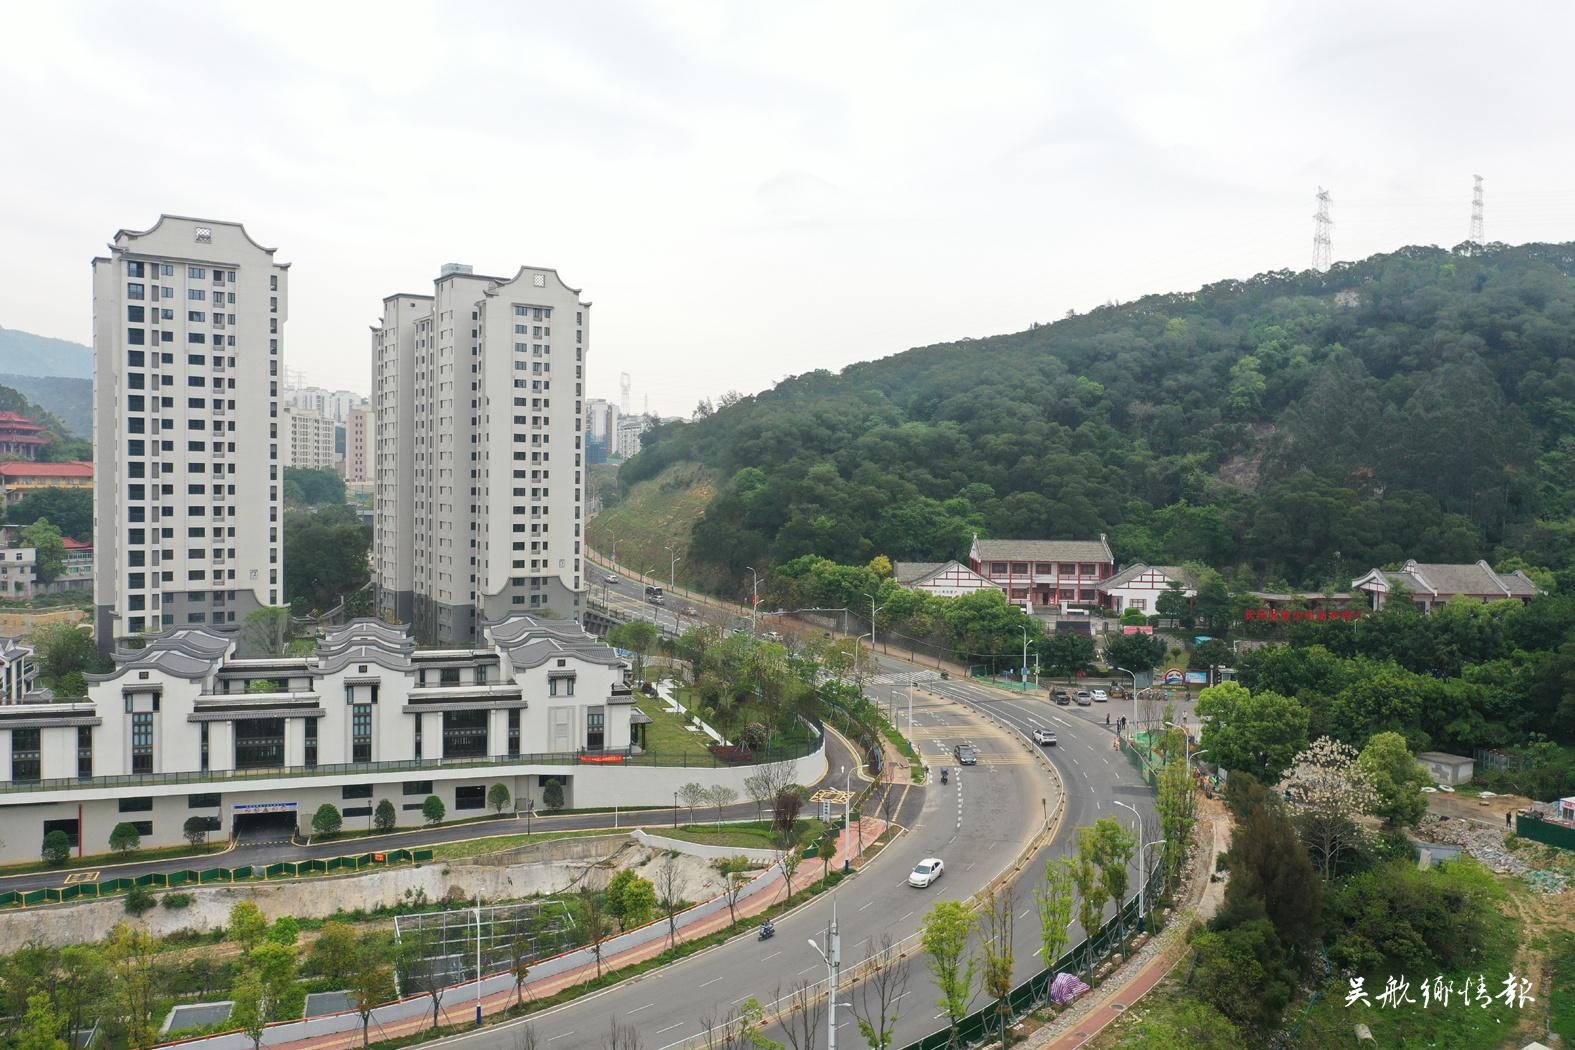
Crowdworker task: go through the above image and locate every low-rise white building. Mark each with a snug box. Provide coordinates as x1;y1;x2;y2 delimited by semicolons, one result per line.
1096;564;1195;614
0;638;37;703
0;542;95;599
893;560;1000;599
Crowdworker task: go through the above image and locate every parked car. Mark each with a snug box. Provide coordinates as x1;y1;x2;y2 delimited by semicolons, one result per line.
909;858;945;887
953;744;979;765
1074;691;1093;706
1092;689;1109;702
1053;690;1071;706
1031;728;1057;746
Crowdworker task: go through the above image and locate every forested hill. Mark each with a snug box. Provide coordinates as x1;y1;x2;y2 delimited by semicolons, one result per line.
624;242;1575;594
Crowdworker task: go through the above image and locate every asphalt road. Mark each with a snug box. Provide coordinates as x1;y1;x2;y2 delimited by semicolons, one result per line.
0;734;862;895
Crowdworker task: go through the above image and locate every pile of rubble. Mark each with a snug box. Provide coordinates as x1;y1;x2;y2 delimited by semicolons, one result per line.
1415;814;1571;895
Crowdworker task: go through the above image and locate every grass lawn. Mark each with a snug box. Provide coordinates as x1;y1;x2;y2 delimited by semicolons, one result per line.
658;819;827;852
637;696;714;756
429;827;635;861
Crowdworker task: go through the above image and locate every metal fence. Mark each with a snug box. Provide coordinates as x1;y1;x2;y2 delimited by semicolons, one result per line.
392;900;577;994
2;848;435;908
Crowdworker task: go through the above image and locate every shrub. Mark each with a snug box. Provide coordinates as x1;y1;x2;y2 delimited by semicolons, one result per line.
124;885;157;916
543;779;565;811
374;798;397;832
183;815;213;848
311;803;344;838
422;795;446;825
108;822;142;857
41;830;70;866
162;892;194;909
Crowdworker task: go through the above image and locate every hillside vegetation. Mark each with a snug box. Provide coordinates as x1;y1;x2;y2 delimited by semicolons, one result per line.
0;374;91;436
585;462;717;590
624;242;1575;595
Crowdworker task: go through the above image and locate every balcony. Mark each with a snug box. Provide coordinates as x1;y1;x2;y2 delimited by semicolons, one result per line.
212;402;226;416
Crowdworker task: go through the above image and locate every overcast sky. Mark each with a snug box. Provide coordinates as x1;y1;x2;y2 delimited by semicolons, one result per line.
4;1;1574;415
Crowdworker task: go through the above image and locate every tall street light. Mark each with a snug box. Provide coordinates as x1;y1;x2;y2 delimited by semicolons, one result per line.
746;566;759;638
807;899;843;1050
862;592;883;658
665;545;678;591
1114;666;1140;737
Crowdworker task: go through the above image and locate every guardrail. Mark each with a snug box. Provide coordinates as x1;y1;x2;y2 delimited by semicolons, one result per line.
2;848;436;908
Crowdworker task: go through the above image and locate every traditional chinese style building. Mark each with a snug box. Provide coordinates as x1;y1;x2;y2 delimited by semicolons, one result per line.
967;536;1115;611
1096;564;1195;614
1351;560;1542;614
0;460;93;505
893;560;1001;599
0;412;48;460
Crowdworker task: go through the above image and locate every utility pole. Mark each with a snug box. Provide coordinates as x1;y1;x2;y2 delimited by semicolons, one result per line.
1313;187;1333;272
808;900;842;1050
1020;625;1029;688
1469;174;1485;248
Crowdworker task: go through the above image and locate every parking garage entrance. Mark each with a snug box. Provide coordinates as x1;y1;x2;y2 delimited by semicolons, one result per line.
232;802;298;843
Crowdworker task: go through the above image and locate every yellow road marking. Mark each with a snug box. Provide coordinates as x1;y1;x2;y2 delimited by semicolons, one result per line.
63;871;100;884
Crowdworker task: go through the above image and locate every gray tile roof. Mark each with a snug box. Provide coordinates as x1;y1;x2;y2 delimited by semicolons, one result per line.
894;562;945;585
1097;564;1195;591
972;538;1114;564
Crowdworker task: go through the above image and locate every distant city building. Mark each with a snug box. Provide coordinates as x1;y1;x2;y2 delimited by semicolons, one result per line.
372;262;590;642
967;536;1115;610
0;637;37;703
0;460;92;505
91;215;288;649
0;412;49;460
583;398;616;463
281;385;364;423
281;406;337;472
614;417;647;459
345;404;370;482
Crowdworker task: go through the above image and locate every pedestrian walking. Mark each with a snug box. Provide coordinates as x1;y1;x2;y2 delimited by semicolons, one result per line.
1506;810;1513;828
1105;713;1110;726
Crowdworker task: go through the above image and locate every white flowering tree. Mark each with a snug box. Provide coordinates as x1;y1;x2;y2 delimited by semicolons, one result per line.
1287;737;1379;878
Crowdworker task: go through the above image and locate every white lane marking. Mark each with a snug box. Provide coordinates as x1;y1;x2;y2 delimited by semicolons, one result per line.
732;994;757;1004
762;950;781;960
900;910;913;921
547;1034;577;1043
700;977;723;987
655;1023;685;1034
798;966;818;976
628;1003;654;1013
859;900;875;911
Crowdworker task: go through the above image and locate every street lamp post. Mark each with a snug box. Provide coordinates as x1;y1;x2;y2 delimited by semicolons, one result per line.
1114;666;1140;736
665;545;677;591
862;592;882;656
746;566;759;638
807;900;842;1050
1112;798;1157;938
1019;624;1030;689
1136;838;1167;932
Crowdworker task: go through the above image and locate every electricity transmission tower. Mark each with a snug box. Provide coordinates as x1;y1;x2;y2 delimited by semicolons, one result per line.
1469;175;1485;248
1312;187;1333;272
619;372;632;415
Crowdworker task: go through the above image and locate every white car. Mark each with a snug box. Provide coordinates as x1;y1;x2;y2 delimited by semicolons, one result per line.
1091;689;1109;702
1031;728;1057;746
605;575;619;585
909;858;945;888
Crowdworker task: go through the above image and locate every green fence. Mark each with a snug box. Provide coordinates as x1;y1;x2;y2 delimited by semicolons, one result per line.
1517;814;1575;852
0;848;436;908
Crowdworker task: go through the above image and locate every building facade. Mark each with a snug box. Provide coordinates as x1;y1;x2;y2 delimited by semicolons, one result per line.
91;216;288;650
281;385;364;423
0;541;94;599
0;638;36;703
372;263;590;642
893;560;1000;598
1096;564;1195;614
0;616;639;863
1351;560;1542;613
614;416;646;459
966;536;1115;611
281;406;337;472
345;404;370;482
0;460;93;506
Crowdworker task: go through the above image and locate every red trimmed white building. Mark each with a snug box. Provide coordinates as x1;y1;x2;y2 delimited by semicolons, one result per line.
893;560;1000;599
1096;564;1195;614
1351;560;1542;613
966;536;1115;611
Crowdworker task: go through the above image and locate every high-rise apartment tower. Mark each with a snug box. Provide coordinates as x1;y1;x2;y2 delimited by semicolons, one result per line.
372;263;589;642
92;216;288;651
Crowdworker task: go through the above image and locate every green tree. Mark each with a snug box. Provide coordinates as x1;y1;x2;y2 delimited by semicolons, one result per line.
1034;856;1076;976
487;782;512;816
604;868;658;929
310;922;360;985
1357;731;1431;828
230;969;268;1050
182;815;212;848
607;620;659;681
421;795;445;825
1090;817;1138;951
26;621;103;686
920;900;978;1033
1103;631;1169;677
282;508;372;608
1190;637;1233;673
6;487;92;541
18;991;68;1050
228;900;270;954
105;922;159;1050
1215;786;1323;956
40;830;70;866
1155;584;1191;627
348;946;396;1047
239;607;290;657
55;670;88;697
18;518;65;582
282;467;347;506
1071;826;1109;978
1196;682;1309;785
1042;631;1096;677
373;798;397;832
1188;918;1297;1034
268;916;300;946
107;822;141;858
122;885;156;916
311;804;343;838
1155;726;1197;895
542;779;565;811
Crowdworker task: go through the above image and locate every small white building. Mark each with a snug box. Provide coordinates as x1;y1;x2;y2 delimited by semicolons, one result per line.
1096;564;1195;615
0;542;95;599
893;561;1000;599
